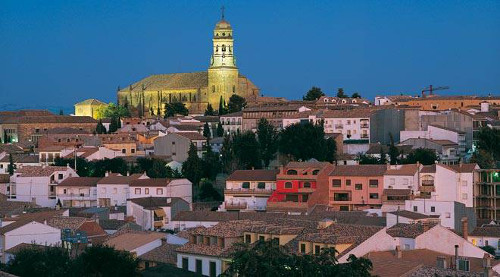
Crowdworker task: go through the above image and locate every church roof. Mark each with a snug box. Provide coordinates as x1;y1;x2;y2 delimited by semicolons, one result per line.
75;99;107;106
120;72;208;92
215;19;231;30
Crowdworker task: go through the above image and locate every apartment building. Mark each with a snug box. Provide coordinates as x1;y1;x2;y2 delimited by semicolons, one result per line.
154;132;206;163
56;177;101;208
219;111;242;135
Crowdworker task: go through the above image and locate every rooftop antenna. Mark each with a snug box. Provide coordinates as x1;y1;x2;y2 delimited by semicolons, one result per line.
221;6;225;20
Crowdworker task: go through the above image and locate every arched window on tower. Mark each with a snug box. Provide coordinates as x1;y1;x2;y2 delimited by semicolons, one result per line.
232;85;235;93
228;46;231;53
212;85;215;93
222;44;226;52
216;45;219;52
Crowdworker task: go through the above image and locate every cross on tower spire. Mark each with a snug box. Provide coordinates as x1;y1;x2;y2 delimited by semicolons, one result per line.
221;6;225;20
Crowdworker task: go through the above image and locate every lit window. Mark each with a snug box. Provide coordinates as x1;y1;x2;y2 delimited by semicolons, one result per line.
157;188;163;195
135;188;141;194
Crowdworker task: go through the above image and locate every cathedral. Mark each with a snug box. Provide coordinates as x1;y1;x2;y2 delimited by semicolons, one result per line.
117;13;260;115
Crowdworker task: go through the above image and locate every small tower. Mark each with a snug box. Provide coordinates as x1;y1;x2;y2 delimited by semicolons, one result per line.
207;7;239;109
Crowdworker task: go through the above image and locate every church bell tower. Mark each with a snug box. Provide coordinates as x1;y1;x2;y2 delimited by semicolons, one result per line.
207;7;239;109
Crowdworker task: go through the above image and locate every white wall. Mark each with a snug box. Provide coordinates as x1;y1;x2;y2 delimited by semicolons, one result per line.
177;253;222;277
3;221;61;251
338;228;397;263
132;238;162;256
97;184;129;206
405;199;455;229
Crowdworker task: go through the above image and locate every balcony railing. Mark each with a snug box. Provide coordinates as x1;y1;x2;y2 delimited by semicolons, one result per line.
421;180;434;186
419;186;435;193
224;188;273;195
360;124;369;128
335;125;344;129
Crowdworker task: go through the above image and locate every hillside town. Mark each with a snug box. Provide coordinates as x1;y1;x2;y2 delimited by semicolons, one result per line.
2;5;500;277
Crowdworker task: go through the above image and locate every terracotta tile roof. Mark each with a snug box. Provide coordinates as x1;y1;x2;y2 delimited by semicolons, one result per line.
470;225;500;238
104;231;165;252
15;165;71;177
38;145;68;152
385;164;419;176
4;243;51;255
188;220;265;238
169;125;201;131
448;163;479;173
118;72;208;92
420;164;436;173
226;169;279;182
386;222;437;238
99;219;142;231
174;132;206;141
58;177;102;187
97;173;144;185
139;243;180;265
388;210;440;220
329;165;387;176
47;216;88;230
129;197;187;210
78;221;107;239
245;224;304;235
368;249;499;276
1;115;96;124
286;161;331;169
0;144;25;154
129;178;174;187
0;154;39;163
75;99;106;106
0;210;66;234
220;111;243;117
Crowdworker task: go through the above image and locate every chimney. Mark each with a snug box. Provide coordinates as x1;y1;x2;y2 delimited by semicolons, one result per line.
105;171;109;177
483;253;493;277
461;217;469;240
395;245;402;259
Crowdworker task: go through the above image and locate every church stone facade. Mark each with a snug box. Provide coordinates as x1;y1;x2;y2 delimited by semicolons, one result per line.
117;16;259;115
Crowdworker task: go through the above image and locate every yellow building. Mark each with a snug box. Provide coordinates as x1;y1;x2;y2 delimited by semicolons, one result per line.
74;99;107;119
117;13;259;115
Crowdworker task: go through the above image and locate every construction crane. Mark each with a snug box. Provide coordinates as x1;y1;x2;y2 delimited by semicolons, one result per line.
421;85;449;97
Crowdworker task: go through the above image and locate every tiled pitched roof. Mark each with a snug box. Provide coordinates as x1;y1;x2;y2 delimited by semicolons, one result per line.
420;164;436;174
226;169;279;182
15;165;70;177
174;132;206;141
329;165;387;176
129;197;187;210
1;115;96;124
78;221;107;238
47;216;87;230
470;225;500;238
119;72;208;92
388;210;440;220
384;164;419;176
0;154;39;163
188;220;265;238
58;177;102;187
75;99;106;106
286;161;331;169
139;243;180;265
448;163;479;173
386;223;437;239
129;178;173;187
104;231;165;251
97;173;144;185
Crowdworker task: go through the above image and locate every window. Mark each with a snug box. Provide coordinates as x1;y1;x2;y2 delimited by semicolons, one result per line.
334;193;350;201
332;179;341;187
458;259;470;271
145;188;149;194
63;189;67;194
113;188;117;194
182;257;189;270
259;236;265;241
340;206;349;211
157;188;163;195
462;193;468;200
272;237;280;245
135;188;141;194
413;206;418;212
300;243;306;254
209;261;216;277
121;149;126;154
346;179;351;186
314;245;321;255
245;234;251;243
195;260;202;274
369;180;378;188
303;182;311;188
369;193;379;199
58;174;63;180
257;182;265;189
287;169;298;175
312;170;320;175
131;149;135;154
355;184;362;190
284;182;293;189
242;182;250;189
431;206;435;212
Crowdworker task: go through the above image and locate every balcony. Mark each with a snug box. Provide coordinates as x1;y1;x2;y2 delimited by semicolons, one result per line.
419;186;435;193
224;188;273;196
57;193;95;201
360;124;369;128
361;134;369;139
225;202;247;210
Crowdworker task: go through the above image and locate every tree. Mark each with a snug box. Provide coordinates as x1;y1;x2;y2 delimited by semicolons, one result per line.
279;122;332;162
182;143;204;186
221;135;236;173
470;150;495;169
216;122;224;137
198;179;222;202
204;103;215;116
109;117;119;133
202;144;221;181
379;147;387;164
233;131;261;169
358;154;380;165
203;122;211;139
95;119;106;134
388;133;399;165
223;240;372;277
336;88;347;98
147;159;168;178
402;148;438;165
91;158;129;177
481;245;496;256
475;127;500;162
5;245;72;277
218;96;226;115
164;102;189;118
351;92;361;98
303;86;325;101
256;118;278;167
325;137;337;163
7;154;15;175
73;245;138;277
96;103;130;119
227;94;247;114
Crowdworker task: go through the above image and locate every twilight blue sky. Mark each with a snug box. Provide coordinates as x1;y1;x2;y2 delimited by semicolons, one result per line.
1;0;499;108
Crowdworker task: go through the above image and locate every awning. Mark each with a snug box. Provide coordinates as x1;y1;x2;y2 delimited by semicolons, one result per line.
154;209;166;217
